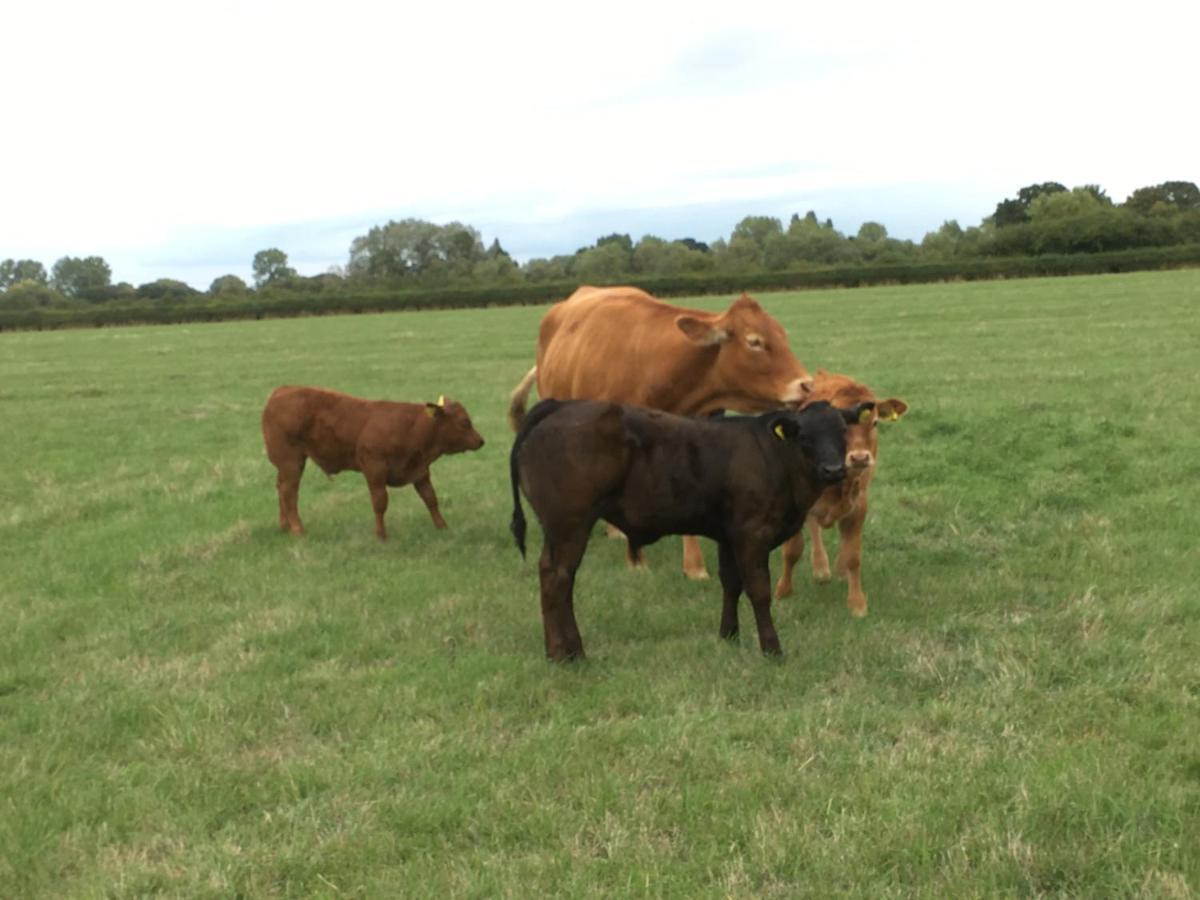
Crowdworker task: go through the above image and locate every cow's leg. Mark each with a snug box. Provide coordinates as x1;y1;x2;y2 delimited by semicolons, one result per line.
682;535;709;580
539;526;591;661
413;474;448;529
275;456;306;534
738;546;782;656
773;528;805;600
809;519;832;583
717;541;742;641
835;505;868;617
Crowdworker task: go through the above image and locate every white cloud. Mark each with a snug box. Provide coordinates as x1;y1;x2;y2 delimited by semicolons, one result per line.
2;0;1197;286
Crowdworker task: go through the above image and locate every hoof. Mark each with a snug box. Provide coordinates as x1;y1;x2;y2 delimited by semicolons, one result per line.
684;568;710;581
813;569;832;584
849;604;868;618
773;583;792;601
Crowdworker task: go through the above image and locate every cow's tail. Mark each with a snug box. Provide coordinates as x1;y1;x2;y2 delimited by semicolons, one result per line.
506;365;538;433
509;398;565;559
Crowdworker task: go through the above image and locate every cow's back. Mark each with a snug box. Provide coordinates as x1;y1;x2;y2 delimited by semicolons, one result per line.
535;286;713;410
262;386;374;474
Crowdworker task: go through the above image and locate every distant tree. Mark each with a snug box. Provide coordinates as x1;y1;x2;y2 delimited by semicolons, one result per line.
252;248;296;287
993;182;1068;227
678;237;710;253
0;279;67;310
573;241;631;282
633;235;712;275
1124;181;1200;214
856;222;889;242
136;279;199;301
485;238;512;262
51;255;112;299
0;259;48;290
1028;186;1109;220
1078;184;1113;206
595;233;634;254
731;215;784;251
920;220;965;258
522;256;573;282
209;274;248;295
712;234;763;271
347;219;484;282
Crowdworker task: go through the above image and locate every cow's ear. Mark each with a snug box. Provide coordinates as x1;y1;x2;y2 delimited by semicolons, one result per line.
840;402;875;426
676;315;729;346
425;403;444;419
769;415;800;441
876;398;907;422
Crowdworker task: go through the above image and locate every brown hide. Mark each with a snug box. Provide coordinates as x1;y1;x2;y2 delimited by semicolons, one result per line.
532;285;812;415
261;386;484;540
508;284;815;579
773;370;908;616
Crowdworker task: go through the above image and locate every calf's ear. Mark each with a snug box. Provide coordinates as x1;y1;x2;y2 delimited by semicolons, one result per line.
676;315;729;346
425;403;445;419
768;415;800;441
876;398;908;422
840;401;876;426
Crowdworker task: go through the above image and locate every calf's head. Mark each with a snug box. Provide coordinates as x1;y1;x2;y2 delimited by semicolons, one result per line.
425;396;485;453
770;400;878;486
842;397;908;473
675;293;813;411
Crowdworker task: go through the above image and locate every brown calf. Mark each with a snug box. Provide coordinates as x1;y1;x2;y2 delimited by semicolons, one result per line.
261;386;484;539
772;371;908;617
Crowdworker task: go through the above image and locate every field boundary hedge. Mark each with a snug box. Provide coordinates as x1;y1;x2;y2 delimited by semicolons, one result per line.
3;243;1198;331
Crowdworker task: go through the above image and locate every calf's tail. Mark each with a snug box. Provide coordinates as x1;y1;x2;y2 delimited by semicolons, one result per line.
509;442;528;559
506;365;538;433
508;398;565;559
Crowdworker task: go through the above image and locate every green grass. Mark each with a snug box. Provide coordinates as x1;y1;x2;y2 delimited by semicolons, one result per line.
2;270;1198;897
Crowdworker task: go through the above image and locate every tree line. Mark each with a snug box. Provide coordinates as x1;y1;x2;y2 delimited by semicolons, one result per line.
3;180;1197;312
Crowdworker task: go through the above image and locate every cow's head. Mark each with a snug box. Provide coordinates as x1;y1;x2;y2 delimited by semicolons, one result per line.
770;400;876;486
841;396;908;474
675;293;813;412
425;396;485;452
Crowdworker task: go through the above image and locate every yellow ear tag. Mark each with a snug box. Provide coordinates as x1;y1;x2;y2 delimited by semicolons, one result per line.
887;410;899;422
858;407;873;425
437;395;446;407
773;423;786;440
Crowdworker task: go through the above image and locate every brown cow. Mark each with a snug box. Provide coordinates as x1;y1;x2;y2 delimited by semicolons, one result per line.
772;371;908;616
261;386;484;540
506;285;814;579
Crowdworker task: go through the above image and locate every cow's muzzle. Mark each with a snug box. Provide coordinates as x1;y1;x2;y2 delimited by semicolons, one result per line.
780;377;815;407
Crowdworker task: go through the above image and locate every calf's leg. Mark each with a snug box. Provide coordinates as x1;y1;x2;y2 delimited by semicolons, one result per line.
835;505;868;617
682;535;710;580
275;456;306;534
717;542;742;641
413;474;448;529
738;546;782;656
539;526;592;661
773;528;805;599
809;519;832;583
360;466;390;541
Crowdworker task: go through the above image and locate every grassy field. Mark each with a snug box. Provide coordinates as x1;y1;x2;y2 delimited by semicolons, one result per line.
1;270;1198;897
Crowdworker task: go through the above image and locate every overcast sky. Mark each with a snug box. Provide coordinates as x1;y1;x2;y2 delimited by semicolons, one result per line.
3;0;1197;288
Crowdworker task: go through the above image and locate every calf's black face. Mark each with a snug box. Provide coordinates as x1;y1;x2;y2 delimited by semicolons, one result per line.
768;400;872;487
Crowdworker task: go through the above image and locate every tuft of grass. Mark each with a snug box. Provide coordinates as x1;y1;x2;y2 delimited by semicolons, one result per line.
1;270;1198;896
